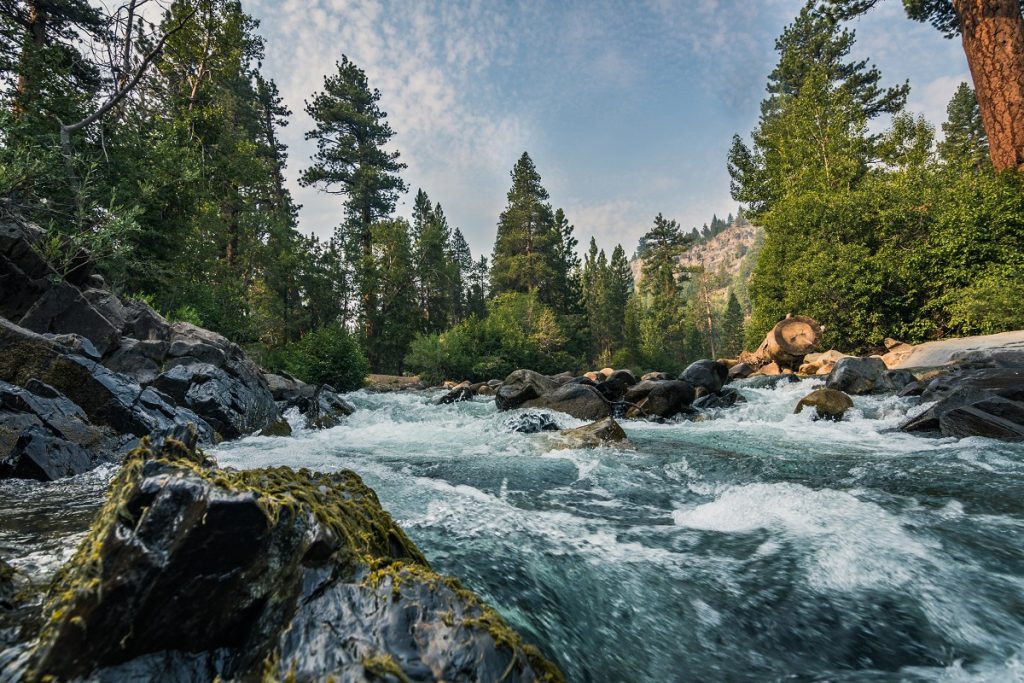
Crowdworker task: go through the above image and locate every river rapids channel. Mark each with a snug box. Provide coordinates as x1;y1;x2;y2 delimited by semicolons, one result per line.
2;378;1024;682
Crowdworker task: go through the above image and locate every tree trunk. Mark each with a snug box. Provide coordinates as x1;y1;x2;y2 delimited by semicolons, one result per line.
953;0;1024;171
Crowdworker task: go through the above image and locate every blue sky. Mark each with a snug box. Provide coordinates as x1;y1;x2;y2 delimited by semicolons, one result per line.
248;0;968;259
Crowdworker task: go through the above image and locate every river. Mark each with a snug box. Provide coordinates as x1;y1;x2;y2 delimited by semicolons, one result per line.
3;378;1024;681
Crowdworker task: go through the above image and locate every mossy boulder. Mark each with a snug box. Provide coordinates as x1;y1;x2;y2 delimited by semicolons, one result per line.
16;426;563;683
795;388;854;421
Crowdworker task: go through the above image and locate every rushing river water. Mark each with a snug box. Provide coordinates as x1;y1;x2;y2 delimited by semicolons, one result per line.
3;378;1024;682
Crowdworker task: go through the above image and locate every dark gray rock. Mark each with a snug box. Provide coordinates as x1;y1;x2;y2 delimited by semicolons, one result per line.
826;357;913;395
438;383;475;404
13;431;562;683
727;362;754;380
18;282;121;355
693;387;747;411
900;367;1024;441
495;369;559;411
263;372;315;409
101;338;167;385
555;416;630;449
679;360;728;396
640;371;672;381
120;299;172;342
305;385;355;430
525;382;611;421
623;380;695;419
595;369;638;403
503;411;560;434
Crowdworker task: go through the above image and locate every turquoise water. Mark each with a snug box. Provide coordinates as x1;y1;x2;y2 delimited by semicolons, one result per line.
211;379;1024;682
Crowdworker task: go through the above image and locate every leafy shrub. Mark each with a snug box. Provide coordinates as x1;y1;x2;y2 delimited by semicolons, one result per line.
284;324;369;392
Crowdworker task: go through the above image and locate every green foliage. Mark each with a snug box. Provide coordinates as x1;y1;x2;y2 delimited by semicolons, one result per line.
404;292;581;383
720;291;745;357
282;324;369;392
733;2;1024;352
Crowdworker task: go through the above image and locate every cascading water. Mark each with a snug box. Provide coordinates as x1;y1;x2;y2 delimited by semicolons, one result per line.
3;378;1023;681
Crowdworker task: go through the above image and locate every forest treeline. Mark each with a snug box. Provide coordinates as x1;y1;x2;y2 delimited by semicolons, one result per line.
1;0;1021;388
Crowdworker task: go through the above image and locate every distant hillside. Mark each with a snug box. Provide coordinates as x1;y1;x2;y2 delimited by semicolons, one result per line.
631;219;764;310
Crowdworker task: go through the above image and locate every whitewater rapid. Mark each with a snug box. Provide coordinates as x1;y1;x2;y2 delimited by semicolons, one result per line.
3;377;1023;681
210;379;1024;682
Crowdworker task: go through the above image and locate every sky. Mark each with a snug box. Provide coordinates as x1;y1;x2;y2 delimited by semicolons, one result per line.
246;0;969;259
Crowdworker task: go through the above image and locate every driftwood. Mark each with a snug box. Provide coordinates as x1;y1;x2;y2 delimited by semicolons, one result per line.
740;314;824;371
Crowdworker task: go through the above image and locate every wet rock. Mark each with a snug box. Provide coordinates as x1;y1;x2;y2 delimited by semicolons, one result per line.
623;380;695;419
503;412;560;434
0;557;13;611
525;383;611;421
0;320;213;444
120;299;171;342
495;369;559;411
18;282;121;355
549;371;575;385
900;367;1024;440
0;380;115;480
594;369;637;403
679;360;728;396
263;372;315;410
826;357;914;395
14;428;563;683
641;371;672;382
305;385;355;430
727;363;753;381
438;381;474;405
693;387;747;411
795;388;854;421
154;361;277;439
740;374;801;390
555;417;630;449
101;338;167;385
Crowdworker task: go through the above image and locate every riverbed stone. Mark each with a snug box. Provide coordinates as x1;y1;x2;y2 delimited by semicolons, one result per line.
496;369;560;410
900;367;1024;440
525;383;611;421
693;387;747;410
679;359;728;396
14;427;563;683
623;380;695;419
795;388;854;421
826;357;913;395
554;417;630;449
305;385;355;429
504;411;560;433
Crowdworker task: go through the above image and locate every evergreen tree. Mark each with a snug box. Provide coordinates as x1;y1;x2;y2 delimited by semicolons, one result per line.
635;214;693;371
720;290;745;357
447;227;473;322
549;208;582;315
490;152;557;299
367;218;418;372
300;54;407;347
607;244;633;351
938;82;989;169
466;255;489;319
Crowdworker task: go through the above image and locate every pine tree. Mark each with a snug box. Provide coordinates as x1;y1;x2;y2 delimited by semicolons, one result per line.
720;290;745;357
635;214;693;371
607;245;633;351
300;54;407;346
490;152;557;298
939;82;989;169
549;208;582;315
466;255;489;319
447;227;473;322
367;218;418;372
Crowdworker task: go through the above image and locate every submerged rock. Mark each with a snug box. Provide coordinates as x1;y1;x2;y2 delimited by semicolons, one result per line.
12;427;563;683
740;374;801;390
504;412;560;434
795;388;854;421
554;417;630;449
437;381;474;404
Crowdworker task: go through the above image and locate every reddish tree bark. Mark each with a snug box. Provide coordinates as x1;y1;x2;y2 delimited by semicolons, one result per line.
953;0;1024;170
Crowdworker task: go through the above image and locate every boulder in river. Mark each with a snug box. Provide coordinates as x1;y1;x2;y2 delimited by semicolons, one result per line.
826;357;914;395
554;417;630;449
304;384;355;430
496;369;560;410
595;369;637;402
623;380;695;419
679;360;728;396
12;426;564;683
795;388;854;421
899;367;1024;441
692;387;747;411
438;380;474;404
525;383;611;421
740;374;801;390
